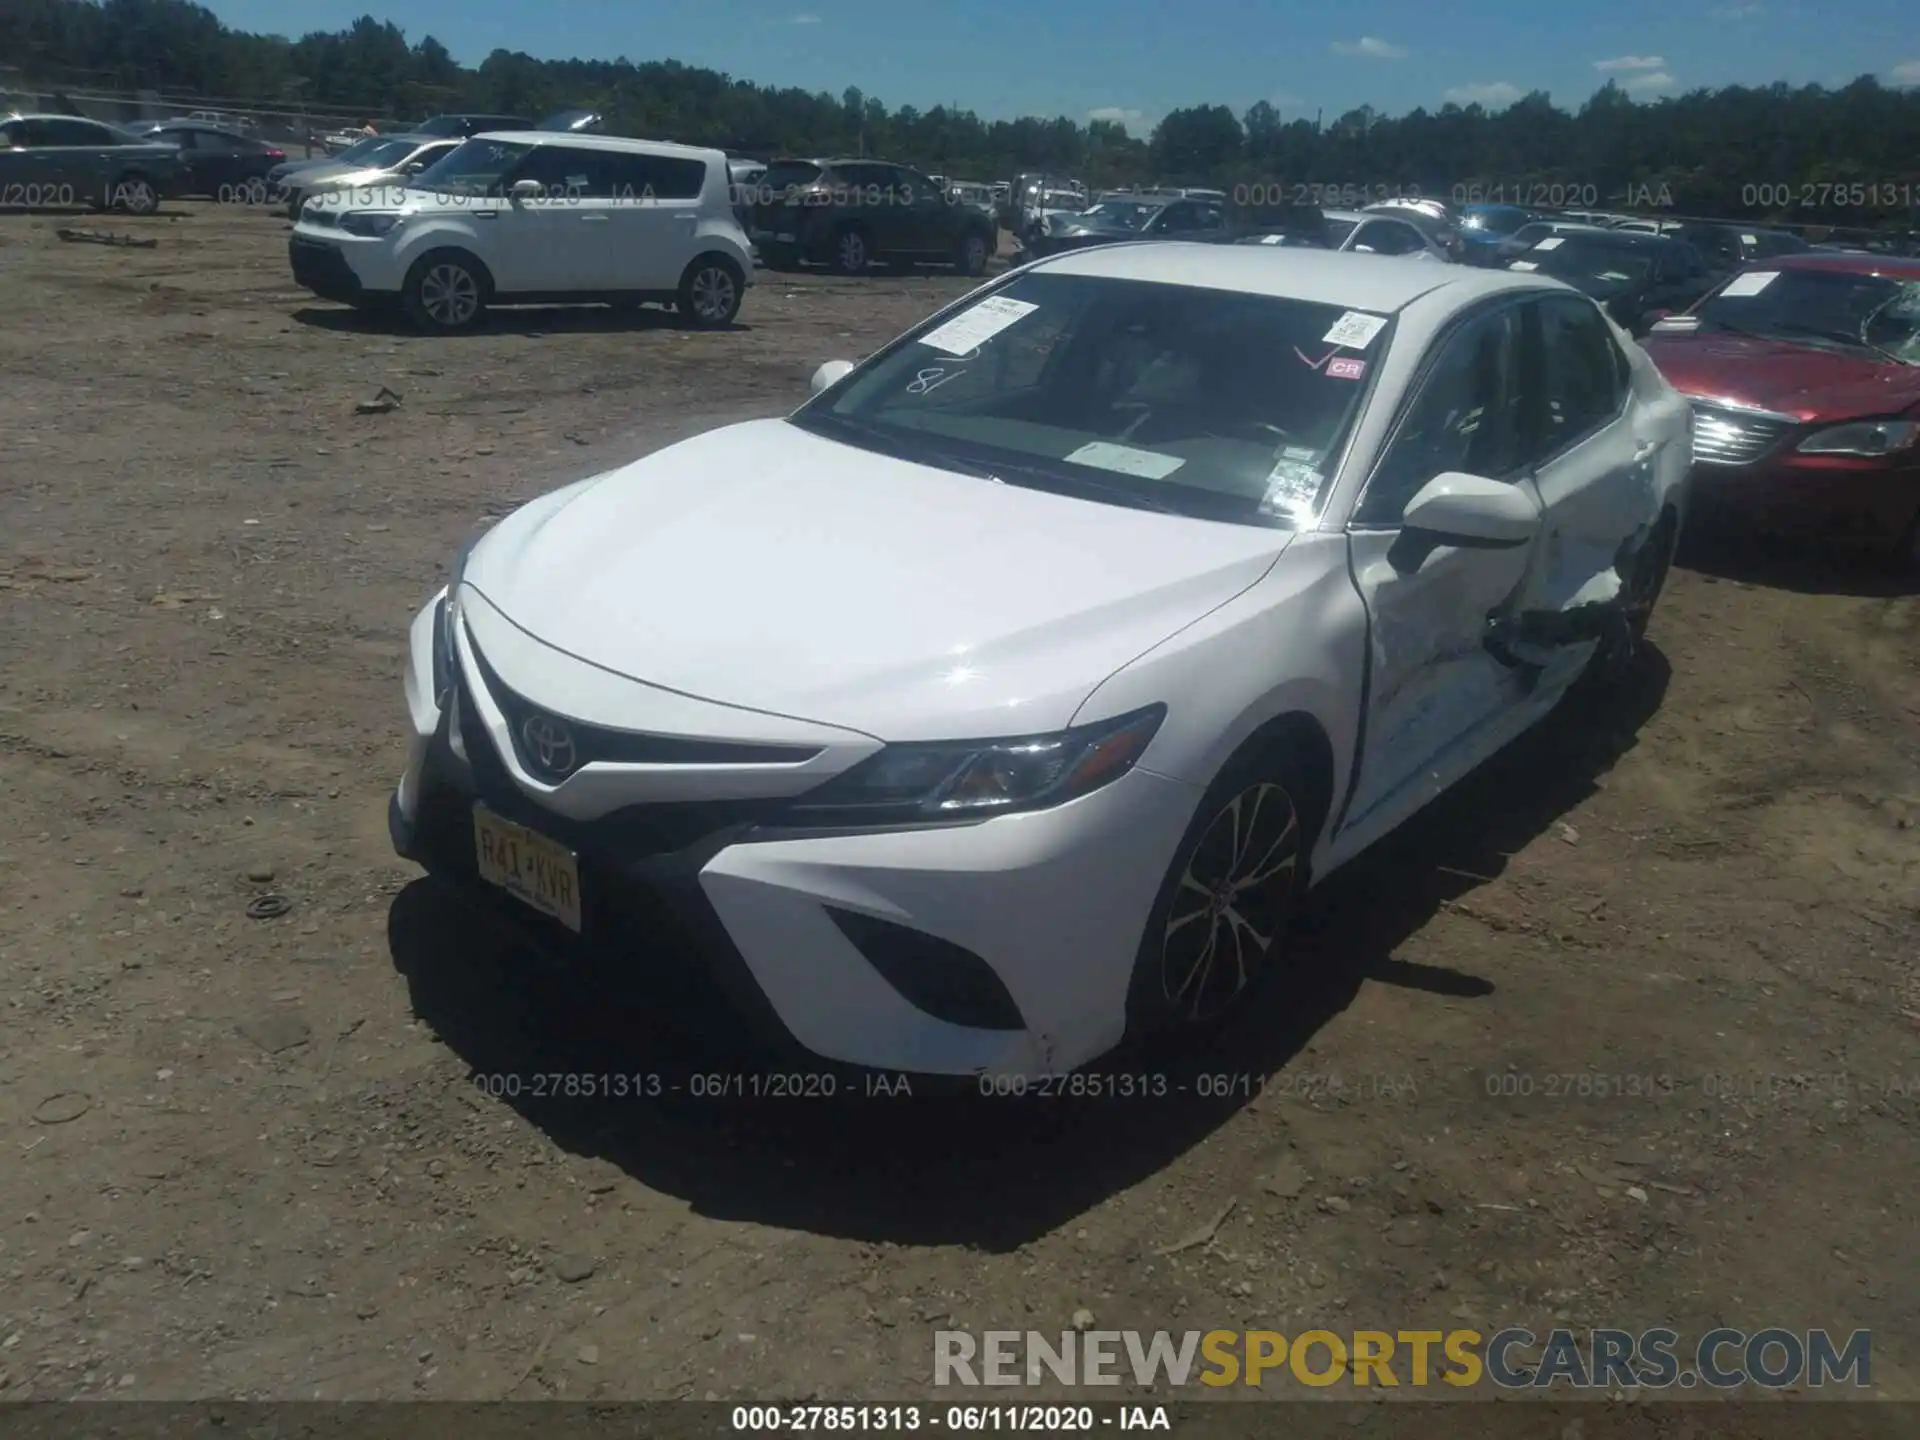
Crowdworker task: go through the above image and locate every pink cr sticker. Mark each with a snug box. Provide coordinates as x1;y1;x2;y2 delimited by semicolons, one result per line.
1328;357;1368;380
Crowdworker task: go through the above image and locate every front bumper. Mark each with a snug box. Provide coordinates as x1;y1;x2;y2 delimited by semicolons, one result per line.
289;237;365;304
1686;455;1920;549
390;599;1202;1078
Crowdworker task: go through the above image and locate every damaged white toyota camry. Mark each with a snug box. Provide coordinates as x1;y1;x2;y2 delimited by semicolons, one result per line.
390;243;1690;1079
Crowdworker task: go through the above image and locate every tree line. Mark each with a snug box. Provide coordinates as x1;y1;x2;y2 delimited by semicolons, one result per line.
6;0;1920;226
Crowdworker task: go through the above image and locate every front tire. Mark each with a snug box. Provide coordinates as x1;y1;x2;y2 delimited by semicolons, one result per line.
677;256;743;328
1126;751;1313;1039
403;252;489;331
1585;510;1677;686
955;229;992;277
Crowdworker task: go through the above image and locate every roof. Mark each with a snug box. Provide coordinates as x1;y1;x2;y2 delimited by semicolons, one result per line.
475;131;724;161
1768;252;1920;279
1030;242;1557;312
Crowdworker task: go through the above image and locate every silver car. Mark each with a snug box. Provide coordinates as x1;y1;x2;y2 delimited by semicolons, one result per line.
280;134;461;219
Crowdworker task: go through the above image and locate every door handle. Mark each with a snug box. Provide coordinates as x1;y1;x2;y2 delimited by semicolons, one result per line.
1633;440;1658;461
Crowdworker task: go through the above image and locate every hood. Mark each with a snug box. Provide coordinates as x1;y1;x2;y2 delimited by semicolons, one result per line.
305;165;407;190
1642;331;1920;422
463;419;1290;741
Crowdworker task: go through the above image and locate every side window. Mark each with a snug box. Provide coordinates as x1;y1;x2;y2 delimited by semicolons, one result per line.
1529;297;1628;458
1151;202;1198;233
1356;307;1522;528
1370;222;1425;256
602;152;706;201
509;145;604;199
37;119;113;146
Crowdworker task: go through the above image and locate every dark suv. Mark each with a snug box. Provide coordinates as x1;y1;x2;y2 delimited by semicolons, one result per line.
749;158;999;276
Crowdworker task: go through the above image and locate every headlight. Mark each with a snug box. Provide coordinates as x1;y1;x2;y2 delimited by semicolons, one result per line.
433;537;481;702
790;705;1166;823
1796;420;1920;457
340;212;401;237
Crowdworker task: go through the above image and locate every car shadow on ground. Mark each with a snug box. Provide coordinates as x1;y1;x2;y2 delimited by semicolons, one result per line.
388;647;1670;1251
291;305;751;337
1679;532;1917;599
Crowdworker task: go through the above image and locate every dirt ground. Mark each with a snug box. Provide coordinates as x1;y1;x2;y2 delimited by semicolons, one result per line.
0;200;1915;1406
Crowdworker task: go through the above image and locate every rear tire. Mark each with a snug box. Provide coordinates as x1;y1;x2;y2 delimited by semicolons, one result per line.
403;252;489;331
832;225;871;275
676;255;743;328
110;173;159;216
1124;748;1317;1042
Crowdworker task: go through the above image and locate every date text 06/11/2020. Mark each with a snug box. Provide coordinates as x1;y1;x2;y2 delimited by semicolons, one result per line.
730;1405;1172;1431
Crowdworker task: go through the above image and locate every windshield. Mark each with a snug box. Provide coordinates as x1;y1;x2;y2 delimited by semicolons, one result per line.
411;137;535;194
1527;243;1655;288
759;161;823;195
324;136;384;165
1464;209;1528;235
1038;190;1083;209
1695;268;1920;363
1077;200;1154;230
340;137;422;171
790;272;1384;528
1323;218;1358;247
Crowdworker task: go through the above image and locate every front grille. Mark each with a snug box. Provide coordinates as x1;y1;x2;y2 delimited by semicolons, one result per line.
451;664;786;860
1689;402;1796;466
462;635;821;782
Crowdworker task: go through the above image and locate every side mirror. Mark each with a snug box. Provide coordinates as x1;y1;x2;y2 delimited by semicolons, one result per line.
810;359;855;396
1400;473;1541;547
508;178;543;201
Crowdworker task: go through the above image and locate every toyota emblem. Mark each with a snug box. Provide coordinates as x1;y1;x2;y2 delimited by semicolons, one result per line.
520;713;578;778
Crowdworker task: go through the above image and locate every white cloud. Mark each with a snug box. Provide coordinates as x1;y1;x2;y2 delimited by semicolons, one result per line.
789;11;820;22
1889;59;1920;85
1442;81;1524;108
1623;70;1679;92
1331;37;1408;59
1594;55;1665;71
1088;106;1151;134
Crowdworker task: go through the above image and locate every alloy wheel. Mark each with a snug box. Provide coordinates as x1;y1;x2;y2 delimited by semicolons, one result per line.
688;265;737;323
116;179;156;215
964;235;989;273
837;229;868;273
1159;782;1300;1023
419;264;480;327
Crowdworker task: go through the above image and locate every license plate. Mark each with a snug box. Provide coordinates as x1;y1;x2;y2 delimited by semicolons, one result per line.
472;803;582;932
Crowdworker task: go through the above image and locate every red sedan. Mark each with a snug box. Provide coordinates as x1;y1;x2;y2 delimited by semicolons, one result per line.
1641;253;1920;569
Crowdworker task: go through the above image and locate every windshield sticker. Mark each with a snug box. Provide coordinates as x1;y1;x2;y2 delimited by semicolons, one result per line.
1322;310;1388;349
1259;233;1287;245
1328;357;1368;380
1651;315;1701;332
1720;270;1779;298
918;296;1039;356
1510;260;1539;271
1534;236;1565;250
1281;445;1319;462
1740;233;1759;245
1064;441;1185;480
1259;460;1323;519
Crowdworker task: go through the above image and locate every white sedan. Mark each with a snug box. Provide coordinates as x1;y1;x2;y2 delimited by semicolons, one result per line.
389;244;1691;1079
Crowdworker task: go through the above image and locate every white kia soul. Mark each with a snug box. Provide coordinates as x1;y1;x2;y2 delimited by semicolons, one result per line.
288;131;753;330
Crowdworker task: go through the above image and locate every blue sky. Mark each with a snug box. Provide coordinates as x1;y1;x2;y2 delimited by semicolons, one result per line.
210;1;1920;132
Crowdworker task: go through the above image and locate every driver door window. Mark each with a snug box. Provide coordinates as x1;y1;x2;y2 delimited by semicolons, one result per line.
1354;306;1523;527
